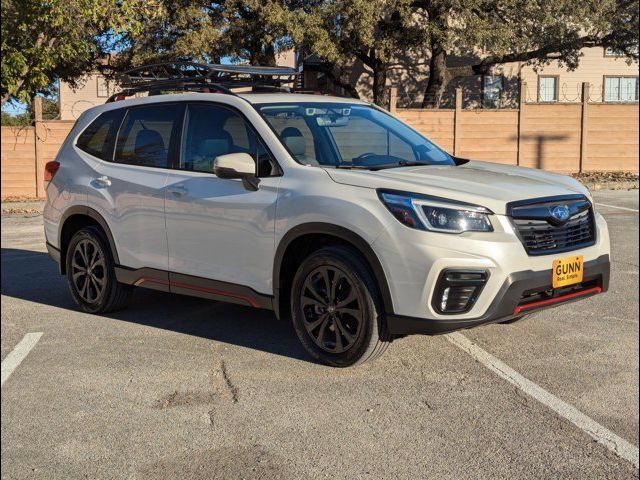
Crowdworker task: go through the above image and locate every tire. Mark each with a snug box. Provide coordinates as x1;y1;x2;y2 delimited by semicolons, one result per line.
65;226;132;313
291;246;390;367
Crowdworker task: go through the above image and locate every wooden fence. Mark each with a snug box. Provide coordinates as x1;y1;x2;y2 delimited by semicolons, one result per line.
392;83;639;173
2;98;75;199
1;87;638;199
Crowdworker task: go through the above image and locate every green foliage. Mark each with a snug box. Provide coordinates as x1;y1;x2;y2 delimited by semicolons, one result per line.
1;110;31;127
0;0;161;106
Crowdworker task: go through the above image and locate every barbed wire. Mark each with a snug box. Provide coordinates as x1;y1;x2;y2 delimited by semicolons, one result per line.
394;81;638;110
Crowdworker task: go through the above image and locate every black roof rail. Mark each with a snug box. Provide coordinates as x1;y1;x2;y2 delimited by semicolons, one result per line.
106;61;300;102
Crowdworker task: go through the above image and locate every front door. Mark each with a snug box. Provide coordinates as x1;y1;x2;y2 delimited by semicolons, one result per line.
164;103;281;298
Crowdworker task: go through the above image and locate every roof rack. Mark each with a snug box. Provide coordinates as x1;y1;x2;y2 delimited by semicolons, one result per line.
106;61;300;102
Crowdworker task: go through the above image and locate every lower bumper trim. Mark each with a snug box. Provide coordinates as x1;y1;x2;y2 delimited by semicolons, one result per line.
513;286;602;315
386;254;610;336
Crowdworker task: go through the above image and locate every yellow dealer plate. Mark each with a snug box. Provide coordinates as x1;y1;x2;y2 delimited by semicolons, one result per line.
552;255;584;288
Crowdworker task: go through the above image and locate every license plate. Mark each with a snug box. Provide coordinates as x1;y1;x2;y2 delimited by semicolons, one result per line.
552;255;584;288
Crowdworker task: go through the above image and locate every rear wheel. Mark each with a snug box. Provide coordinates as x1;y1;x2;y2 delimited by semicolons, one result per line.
291;246;390;367
65;226;132;313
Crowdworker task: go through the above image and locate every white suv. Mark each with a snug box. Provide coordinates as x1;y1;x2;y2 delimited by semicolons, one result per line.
44;91;610;366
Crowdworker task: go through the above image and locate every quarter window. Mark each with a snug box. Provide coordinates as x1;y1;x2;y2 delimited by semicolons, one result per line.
539;76;558;102
76;109;124;161
114;104;182;168
180;104;276;176
604;76;639;102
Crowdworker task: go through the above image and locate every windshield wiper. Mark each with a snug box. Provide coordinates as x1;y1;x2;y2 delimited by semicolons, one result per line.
334;164;373;169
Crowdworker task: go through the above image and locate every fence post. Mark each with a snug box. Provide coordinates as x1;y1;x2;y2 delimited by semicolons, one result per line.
389;86;398;114
454;87;462;156
517;81;526;167
33;97;45;198
579;82;590;173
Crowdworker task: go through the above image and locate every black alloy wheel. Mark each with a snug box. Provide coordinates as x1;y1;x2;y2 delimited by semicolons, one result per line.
300;265;364;354
65;226;132;313
291;246;390;367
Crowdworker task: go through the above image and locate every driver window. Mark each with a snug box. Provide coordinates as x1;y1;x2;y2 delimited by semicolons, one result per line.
180;104;277;175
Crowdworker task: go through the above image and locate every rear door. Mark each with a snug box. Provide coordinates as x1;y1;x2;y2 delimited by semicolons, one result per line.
164;102;281;297
86;103;183;272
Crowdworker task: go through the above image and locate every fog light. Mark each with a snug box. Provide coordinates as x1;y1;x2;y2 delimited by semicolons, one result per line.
432;270;489;314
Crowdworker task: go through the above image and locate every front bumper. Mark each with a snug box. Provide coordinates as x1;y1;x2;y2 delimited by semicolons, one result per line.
386;254;610;335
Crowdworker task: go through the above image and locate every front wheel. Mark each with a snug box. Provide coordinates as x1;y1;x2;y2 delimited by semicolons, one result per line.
291;246;390;367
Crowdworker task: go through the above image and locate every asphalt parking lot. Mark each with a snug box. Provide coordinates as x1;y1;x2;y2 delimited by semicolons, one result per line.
1;190;638;480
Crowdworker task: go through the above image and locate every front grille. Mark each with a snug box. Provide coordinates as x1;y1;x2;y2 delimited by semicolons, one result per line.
508;196;596;255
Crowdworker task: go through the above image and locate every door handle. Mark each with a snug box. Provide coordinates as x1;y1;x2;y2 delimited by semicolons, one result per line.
167;185;188;197
94;176;111;187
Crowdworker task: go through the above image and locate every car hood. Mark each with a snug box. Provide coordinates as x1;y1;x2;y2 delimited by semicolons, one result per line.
324;161;590;215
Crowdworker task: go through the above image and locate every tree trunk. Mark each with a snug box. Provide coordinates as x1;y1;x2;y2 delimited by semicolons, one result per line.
371;63;388;107
422;47;448;108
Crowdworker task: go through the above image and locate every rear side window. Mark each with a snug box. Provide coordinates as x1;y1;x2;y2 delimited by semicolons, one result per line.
76;109;124;160
114;104;182;168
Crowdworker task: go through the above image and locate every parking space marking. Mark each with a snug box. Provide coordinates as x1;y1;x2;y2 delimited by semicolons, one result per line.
595;203;639;213
446;332;639;469
1;332;43;387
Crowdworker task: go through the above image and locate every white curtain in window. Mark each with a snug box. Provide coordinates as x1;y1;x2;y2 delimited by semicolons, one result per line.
539;77;557;102
604;77;620;102
620;77;638;102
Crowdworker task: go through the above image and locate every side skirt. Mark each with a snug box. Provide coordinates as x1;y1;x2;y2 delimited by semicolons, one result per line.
114;266;274;310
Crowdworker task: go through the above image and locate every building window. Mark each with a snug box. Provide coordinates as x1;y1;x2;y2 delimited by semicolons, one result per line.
97;76;109;97
604;76;639;102
538;76;558;102
483;75;503;108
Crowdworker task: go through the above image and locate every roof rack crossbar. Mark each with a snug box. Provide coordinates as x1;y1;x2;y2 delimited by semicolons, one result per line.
106;61;307;102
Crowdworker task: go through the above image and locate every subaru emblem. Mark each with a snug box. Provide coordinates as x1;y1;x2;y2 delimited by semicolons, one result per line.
550;205;570;223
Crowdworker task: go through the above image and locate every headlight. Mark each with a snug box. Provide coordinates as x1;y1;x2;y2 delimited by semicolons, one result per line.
379;190;493;233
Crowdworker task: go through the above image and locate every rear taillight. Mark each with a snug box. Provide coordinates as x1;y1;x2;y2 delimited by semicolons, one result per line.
44;161;60;187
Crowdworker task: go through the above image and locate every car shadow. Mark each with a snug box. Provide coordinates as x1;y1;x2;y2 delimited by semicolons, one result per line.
1;247;310;363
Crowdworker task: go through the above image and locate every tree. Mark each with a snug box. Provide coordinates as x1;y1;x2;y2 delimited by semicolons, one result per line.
114;0;293;71
410;0;640;107
268;0;421;105
1;0;159;106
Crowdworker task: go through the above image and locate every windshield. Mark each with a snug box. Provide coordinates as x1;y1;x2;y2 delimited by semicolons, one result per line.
257;102;454;169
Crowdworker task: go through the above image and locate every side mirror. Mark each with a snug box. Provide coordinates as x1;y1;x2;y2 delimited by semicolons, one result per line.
213;152;259;190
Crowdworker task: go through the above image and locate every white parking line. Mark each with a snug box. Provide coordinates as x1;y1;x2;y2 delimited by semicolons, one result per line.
595;203;639;213
446;332;639;469
1;332;43;387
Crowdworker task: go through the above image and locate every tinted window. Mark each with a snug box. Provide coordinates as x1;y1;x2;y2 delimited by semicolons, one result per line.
114;104;182;168
76;109;123;160
180;104;276;176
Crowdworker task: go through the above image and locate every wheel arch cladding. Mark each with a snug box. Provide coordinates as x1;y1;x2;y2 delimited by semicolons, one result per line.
273;223;394;321
59;206;119;274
